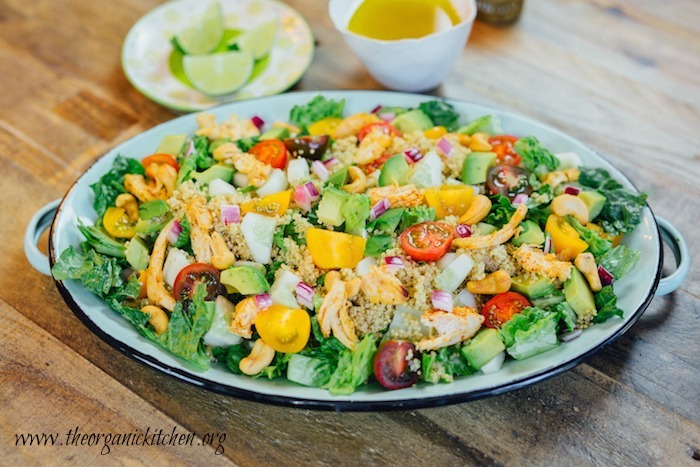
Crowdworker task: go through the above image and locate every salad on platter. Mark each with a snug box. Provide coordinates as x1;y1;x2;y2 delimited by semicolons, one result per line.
52;96;648;395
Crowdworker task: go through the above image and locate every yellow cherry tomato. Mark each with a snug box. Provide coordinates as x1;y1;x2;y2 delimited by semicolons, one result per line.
586;222;622;247
254;304;311;353
424;185;475;219
308;117;343;136
306;228;366;269
424;126;447;139
103;207;137;239
545;214;588;261
241;190;291;217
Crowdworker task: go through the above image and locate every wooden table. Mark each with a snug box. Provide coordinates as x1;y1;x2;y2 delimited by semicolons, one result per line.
2;0;698;465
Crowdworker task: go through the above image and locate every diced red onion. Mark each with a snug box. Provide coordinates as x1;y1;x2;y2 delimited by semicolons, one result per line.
455;289;477;308
431;290;453;312
369;197;390;221
560;329;582;342
370;105;383;114
378;112;396;122
311;160;329;181
323;157;339;167
296;282;315;309
384;256;404;268
512;193;529;205
167;219;182;244
564;186;581;196
403;147;423;163
598;265;615;286
251;115;265;130
543;233;553;254
184;140;194;158
294;185;312;212
304;181;320;200
437;137;454;157
255;293;272;310
221;205;241;225
455;224;472;238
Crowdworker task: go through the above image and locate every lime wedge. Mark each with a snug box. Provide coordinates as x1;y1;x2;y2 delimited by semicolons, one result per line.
183;51;254;95
235;20;278;60
175;2;225;55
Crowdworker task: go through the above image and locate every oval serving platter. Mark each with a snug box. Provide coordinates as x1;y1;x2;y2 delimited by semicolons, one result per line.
49;91;661;411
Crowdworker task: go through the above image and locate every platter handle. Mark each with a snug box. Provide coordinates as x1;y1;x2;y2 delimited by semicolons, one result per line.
24;199;61;276
655;217;690;296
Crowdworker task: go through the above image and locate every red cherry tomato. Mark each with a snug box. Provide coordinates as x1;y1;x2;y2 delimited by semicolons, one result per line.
249;139;288;169
373;340;420;390
481;292;530;328
487;164;532;199
172;263;221;302
141;153;179;170
399;222;454;262
488;135;521;166
357;122;402;143
361;151;393;175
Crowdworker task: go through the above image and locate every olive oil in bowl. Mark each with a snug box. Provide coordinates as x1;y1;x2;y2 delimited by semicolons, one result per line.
347;0;461;40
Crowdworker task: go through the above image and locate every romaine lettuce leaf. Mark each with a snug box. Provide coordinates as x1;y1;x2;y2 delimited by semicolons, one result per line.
457;115;503;135
514;136;560;174
52;245;130;299
90;155;144;219
398;205;436;231
500;306;560;360
566;216;613;260
418;100;460;131
326;334;377;395
364;235;393;257
289;96;345;133
599;245;640;281
422;345;475;384
593;285;624;323
342;194;371;235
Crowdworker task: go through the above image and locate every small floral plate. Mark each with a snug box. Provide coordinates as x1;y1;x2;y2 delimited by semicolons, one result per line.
122;0;315;112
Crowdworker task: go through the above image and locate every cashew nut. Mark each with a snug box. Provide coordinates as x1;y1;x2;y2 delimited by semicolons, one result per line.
239;338;276;376
459;195;492;225
141;305;169;335
342;166;367;194
467;270;512;295
468;132;492;152
551;194;589;224
115;193;139;222
541;168;580;187
210;231;236;270
574;252;602;292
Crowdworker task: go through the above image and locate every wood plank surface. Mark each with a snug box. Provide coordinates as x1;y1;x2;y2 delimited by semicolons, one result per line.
1;0;698;465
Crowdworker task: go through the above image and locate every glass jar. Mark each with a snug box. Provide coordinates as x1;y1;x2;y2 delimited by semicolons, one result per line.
476;0;524;25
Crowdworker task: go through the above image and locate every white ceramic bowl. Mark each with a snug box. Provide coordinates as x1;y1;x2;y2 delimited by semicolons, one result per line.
25;91;689;411
329;0;477;92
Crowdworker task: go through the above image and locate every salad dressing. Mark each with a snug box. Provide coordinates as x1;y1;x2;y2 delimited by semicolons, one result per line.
347;0;461;40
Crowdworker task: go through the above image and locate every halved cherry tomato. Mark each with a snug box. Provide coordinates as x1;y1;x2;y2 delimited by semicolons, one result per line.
241;190;292;217
399;222;454;262
254;304;311;353
481;292;530;329
424;185;475;219
373;340;420;390
249;139;288;169
142;153;179;170
487;164;532;199
357;122;402;143
173;263;221;302
102;206;137;239
284;135;330;161
488;135;521;166
361;151;393;175
307;117;343;136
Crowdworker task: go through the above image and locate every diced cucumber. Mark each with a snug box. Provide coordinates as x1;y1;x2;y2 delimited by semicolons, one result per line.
240;213;277;264
287;354;333;388
409;151;443;188
287;158;310;186
162;248;193;288
270;270;302;308
433;254;475;293
203;296;242;347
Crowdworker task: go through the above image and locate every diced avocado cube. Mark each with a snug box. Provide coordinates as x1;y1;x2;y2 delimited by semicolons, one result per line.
563;267;596;320
155;134;187;157
390;109;434;133
462;152;497;185
316;186;350;227
259;127;290;141
511;274;557;300
136;200;172;234
138;199;170;220
192;163;234;184
461;329;505;370
378;154;410;187
473;222;497;236
578;190;606;221
326;166;349;187
125;237;150;271
220;266;270;295
512;220;545;247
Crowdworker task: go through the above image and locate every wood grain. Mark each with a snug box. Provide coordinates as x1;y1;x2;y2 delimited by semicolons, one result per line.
1;0;699;465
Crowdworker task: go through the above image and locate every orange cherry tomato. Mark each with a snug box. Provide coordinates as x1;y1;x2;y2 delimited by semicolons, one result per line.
481;292;530;329
142;153;179;170
488;135;521;166
357;122;402;143
254;304;311;353
399;222;454;262
249;139;288;169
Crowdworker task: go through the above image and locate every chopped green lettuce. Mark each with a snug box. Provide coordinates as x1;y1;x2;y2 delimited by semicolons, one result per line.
176;135;216;186
422;346;475;384
483;194;516;228
457;115;503;135
367;207;405;234
418;100;460;131
364;235;393;257
171;217;191;249
52;245;134;300
566;216;613;260
90;156;144;219
514;136;560;174
500;307;560;360
398;206;436;231
289;96;345;133
77;221;126;258
287;354;335;388
326;334;377;395
212;344;249;375
599;245;640;281
593;285;624;323
342;194;371;235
